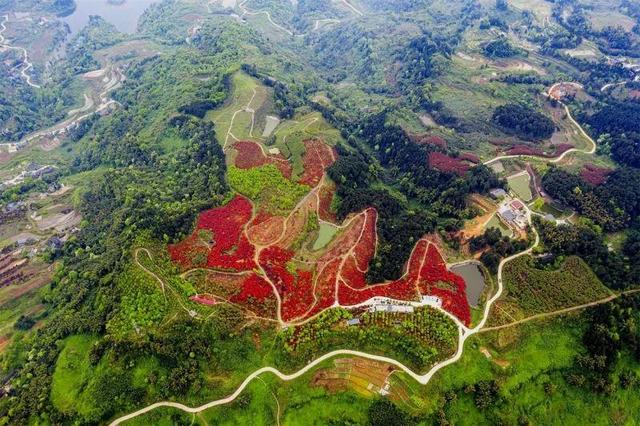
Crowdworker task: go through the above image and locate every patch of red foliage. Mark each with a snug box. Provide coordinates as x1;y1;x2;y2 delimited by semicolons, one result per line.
232;274;274;301
352;208;376;271
414;134;447;149
416;244;470;325
305;258;341;319
299;139;337;187
581;164;612;186
233;141;292;178
190;294;217;306
428;152;470;176
630;90;640;99
336;238;470;326
506;145;543;156
321;212;366;261
318;184;337;223
168;195;256;271
230;273;278;318
169;196;471;325
553;144;573;156
259;246;315;321
459;152;480;164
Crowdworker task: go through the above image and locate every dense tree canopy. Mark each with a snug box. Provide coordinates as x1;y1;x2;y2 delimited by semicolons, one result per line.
492;103;555;140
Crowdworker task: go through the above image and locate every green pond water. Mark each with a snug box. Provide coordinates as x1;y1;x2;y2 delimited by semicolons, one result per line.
313;223;338;250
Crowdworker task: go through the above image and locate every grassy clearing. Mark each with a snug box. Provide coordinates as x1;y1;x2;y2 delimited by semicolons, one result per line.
588;10;636;32
423;317;584;409
51;335;99;414
530;196;568;219
312;222;338;250
508;0;551;23
207;71;270;145
507;173;533;202
484;214;512;237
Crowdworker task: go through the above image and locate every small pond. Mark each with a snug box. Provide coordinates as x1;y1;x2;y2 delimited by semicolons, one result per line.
313;222;337;250
451;262;486;308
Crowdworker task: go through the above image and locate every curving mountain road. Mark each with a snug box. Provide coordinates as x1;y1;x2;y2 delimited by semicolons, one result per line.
0;14;40;88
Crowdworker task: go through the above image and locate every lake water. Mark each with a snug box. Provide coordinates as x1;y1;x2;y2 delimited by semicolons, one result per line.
61;0;160;36
451;262;486;308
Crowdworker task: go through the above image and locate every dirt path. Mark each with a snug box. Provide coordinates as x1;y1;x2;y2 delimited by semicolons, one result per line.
134;248;167;298
237;0;356;37
483;83;596;167
0;65;122;149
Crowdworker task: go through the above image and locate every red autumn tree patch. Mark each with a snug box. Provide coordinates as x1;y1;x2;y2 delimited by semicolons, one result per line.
428;152;470;176
232;140;292;178
299;139;337;187
168;195;256;271
581;164;612;186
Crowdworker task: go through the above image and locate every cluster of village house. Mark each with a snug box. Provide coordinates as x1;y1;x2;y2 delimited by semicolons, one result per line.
0;162;55;190
488;188;529;232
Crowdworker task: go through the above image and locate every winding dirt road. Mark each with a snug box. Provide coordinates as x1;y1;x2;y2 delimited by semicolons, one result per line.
484;84;596;167
0;14;40;88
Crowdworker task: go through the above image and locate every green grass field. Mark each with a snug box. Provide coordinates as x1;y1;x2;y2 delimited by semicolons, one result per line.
207;71;272;146
484;214;512;237
507;173;533;202
228;164;310;215
312;223;338;250
51;335;99;415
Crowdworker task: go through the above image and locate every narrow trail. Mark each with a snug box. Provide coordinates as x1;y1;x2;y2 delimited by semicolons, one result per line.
134;248;167;298
0;15;40;88
1;65;122;149
223;87;258;150
111;82;603;424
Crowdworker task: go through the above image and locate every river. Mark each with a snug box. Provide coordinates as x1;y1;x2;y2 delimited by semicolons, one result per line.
61;0;160;36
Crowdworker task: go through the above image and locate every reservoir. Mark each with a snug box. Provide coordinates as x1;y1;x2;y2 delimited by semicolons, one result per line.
61;0;160;35
451;262;486;308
